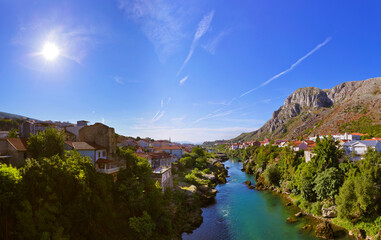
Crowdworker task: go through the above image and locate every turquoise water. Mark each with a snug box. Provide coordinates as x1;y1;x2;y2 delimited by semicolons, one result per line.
182;160;350;240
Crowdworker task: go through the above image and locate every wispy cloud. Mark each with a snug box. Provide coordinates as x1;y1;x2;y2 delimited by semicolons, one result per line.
113;76;139;84
152;110;165;122
118;0;186;61
171;116;186;121
161;99;164;108
177;10;214;75
114;76;124;85
240;37;332;98
207;100;232;106
203;28;231;55
194;109;234;124
179;75;189;85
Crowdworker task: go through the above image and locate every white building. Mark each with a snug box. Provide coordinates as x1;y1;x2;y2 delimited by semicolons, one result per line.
343;140;381;161
309;133;362;142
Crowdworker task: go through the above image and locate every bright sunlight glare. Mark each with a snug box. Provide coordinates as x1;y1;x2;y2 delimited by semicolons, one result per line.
42;42;60;61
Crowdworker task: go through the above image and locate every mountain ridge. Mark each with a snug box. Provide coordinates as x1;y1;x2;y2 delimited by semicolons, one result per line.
233;77;381;142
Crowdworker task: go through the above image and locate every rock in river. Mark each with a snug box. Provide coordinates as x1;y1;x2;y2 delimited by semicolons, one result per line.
286;217;297;223
244;180;251;186
301;225;312;232
315;221;334;239
294;212;303;217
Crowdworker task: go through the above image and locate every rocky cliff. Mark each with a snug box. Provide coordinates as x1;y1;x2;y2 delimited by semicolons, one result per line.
233;77;381;142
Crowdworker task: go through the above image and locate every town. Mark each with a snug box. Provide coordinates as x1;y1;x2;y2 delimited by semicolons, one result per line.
227;132;381;162
0;119;195;192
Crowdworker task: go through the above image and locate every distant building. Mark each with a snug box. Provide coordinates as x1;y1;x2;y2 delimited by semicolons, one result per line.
19;121;58;138
309;133;362;142
136;151;176;169
137;140;149;149
152;167;173;193
343;140;381;161
153;145;184;158
117;139;137;148
65;120;89;141
79;123;117;160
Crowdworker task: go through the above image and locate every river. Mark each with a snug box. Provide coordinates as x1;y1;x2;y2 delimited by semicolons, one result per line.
182;160;350;240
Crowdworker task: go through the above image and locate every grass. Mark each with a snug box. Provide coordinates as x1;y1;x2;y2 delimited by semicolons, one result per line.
333;216;381;237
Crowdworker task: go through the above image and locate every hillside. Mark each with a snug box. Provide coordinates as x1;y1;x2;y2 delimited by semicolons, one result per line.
233;77;381;142
0;111;37;131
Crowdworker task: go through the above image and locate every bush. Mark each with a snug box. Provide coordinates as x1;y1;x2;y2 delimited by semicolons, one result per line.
336;175;377;220
263;164;281;187
179;157;194;169
311;202;322;216
313;167;343;200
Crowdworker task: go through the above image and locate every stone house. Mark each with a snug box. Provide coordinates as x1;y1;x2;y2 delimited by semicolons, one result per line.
152;167;173;193
0;138;29;167
79;123;117;160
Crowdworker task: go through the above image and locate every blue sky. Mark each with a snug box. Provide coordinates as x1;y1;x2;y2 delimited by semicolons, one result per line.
1;0;381;143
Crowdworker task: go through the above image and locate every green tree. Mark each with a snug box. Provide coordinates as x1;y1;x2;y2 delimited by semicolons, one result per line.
294;162;317;201
129;211;156;240
7;128;19;138
27;128;65;159
312;136;342;171
263;164;281;186
336;175;377;219
313;167;343;200
0;164;21;240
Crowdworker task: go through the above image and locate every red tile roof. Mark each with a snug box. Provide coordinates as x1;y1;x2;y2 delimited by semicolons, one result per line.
7;138;28;151
350;133;365;136
154;145;183;150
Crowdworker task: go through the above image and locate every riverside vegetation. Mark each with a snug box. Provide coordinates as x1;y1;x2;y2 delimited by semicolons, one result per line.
227;136;381;239
0;128;227;240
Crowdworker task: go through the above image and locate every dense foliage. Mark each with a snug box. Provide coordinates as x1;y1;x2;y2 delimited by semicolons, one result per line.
0;119;24;131
239;137;381;237
0;129;199;239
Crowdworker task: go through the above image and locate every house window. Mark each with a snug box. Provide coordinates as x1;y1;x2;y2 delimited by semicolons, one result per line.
98;152;100;158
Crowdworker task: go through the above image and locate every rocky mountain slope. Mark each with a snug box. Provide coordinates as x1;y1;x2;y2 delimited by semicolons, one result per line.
233;77;381;142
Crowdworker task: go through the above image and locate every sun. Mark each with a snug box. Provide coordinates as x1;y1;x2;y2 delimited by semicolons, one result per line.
42;42;60;61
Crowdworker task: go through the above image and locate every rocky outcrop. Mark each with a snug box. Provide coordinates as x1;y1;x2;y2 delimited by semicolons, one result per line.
315;221;334;239
244;180;251;186
350;228;367;240
233;77;381;142
322;206;337;218
295;211;303;217
287;217;297;223
301;224;312;232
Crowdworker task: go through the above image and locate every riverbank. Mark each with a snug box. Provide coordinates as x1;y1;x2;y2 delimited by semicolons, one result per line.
241;160;360;240
173;154;229;237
